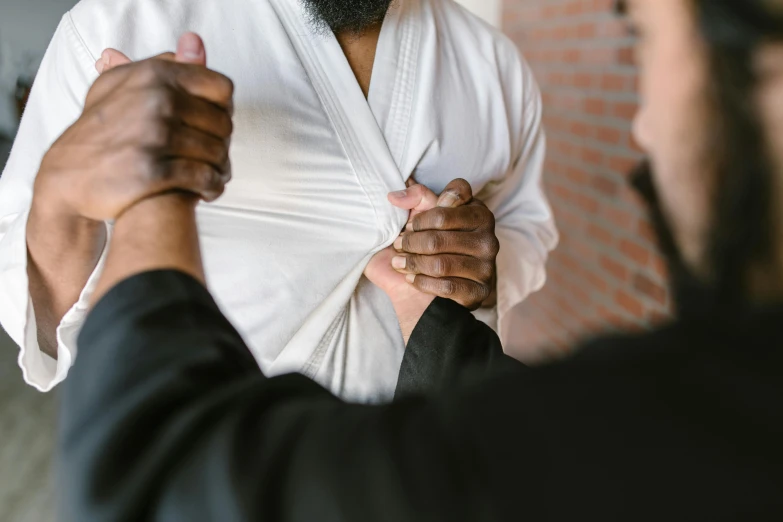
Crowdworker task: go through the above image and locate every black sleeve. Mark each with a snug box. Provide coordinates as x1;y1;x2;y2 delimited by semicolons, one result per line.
60;271;762;522
61;270;523;522
396;298;524;398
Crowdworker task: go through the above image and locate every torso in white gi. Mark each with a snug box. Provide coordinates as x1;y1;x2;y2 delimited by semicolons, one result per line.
0;0;557;401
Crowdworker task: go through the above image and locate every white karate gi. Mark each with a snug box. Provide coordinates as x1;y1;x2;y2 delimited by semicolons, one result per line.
0;0;557;401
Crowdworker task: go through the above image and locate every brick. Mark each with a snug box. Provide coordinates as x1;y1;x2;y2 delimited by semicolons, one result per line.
583;268;610;293
600;255;629;282
637;218;657;244
565;165;589;184
574;192;601;214
584;98;606;115
591;174;620;197
652;255;669;280
616;290;644;317
601;73;627;91
577;22;597;39
569;120;592;138
633;273;668;305
617;46;635;65
619;239;651;265
587;223;613;246
581;147;604;166
595;126;622;145
612;102;637;120
608;155;639;176
602;205;635;231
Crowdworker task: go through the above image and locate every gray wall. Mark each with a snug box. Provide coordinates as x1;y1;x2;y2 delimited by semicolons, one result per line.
0;0;78;135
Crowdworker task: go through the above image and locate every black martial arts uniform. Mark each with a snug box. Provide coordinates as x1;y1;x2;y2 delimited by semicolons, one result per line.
60;270;783;521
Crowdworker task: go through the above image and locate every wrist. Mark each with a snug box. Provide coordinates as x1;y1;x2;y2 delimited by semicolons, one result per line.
389;289;435;344
93;192;203;306
28;185;105;257
29;162;102;237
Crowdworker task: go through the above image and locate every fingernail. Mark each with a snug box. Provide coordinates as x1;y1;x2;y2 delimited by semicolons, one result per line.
405;222;414;232
406;274;416;284
180;33;204;60
95;58;104;73
394;236;403;250
437;191;460;208
389;189;407;198
392;256;406;269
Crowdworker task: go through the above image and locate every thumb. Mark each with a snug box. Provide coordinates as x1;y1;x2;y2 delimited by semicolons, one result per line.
388;184;439;214
176;32;207;66
436;178;473;208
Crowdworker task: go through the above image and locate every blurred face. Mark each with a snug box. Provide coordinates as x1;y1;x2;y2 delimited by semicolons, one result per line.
303;0;393;33
626;0;713;272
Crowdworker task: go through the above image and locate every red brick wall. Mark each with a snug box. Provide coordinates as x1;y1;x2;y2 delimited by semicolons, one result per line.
502;0;671;361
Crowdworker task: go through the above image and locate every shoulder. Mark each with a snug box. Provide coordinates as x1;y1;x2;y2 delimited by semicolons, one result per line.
425;0;541;142
427;0;534;86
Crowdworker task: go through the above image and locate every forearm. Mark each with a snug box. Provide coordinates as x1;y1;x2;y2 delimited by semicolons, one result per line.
92;192;204;305
26;201;106;358
64;271;483;522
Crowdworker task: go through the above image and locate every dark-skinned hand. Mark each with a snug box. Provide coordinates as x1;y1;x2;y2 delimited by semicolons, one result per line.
33;33;234;223
390;178;499;310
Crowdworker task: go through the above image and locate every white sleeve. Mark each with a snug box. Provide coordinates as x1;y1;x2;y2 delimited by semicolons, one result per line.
479;52;558;345
0;13;107;392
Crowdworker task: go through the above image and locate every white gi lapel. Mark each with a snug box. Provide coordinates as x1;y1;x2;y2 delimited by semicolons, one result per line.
367;0;422;175
269;0;410;242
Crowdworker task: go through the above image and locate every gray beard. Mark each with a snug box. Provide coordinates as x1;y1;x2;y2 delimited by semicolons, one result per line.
302;0;393;33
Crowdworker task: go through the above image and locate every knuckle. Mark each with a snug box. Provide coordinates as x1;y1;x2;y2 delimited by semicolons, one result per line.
430;256;450;277
425;233;444;253
478;261;495;282
490;237;501;256
136;152;163;181
144;88;176;118
221;75;235;96
476;284;491;302
201;165;221;189
439;279;458;296
430;208;448;229
138;60;163;83
480;236;500;258
221;112;235;137
145;120;172;148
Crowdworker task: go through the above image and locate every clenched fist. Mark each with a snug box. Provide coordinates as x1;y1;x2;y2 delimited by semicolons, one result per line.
32;33;234;222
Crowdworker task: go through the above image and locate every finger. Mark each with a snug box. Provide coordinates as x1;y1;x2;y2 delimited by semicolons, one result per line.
396;230;500;258
411;201;494;233
96;49;133;74
406;275;490;310
388;183;439;213
153;158;227;202
157;123;230;171
174;91;234;139
176;32;207;66
405;175;418;188
392;253;493;283
170;64;235;111
437;178;473;208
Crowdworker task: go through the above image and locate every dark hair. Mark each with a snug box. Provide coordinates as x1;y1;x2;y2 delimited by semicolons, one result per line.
696;0;783;311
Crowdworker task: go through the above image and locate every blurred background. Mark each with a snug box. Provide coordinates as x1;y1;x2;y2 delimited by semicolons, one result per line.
0;0;660;520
